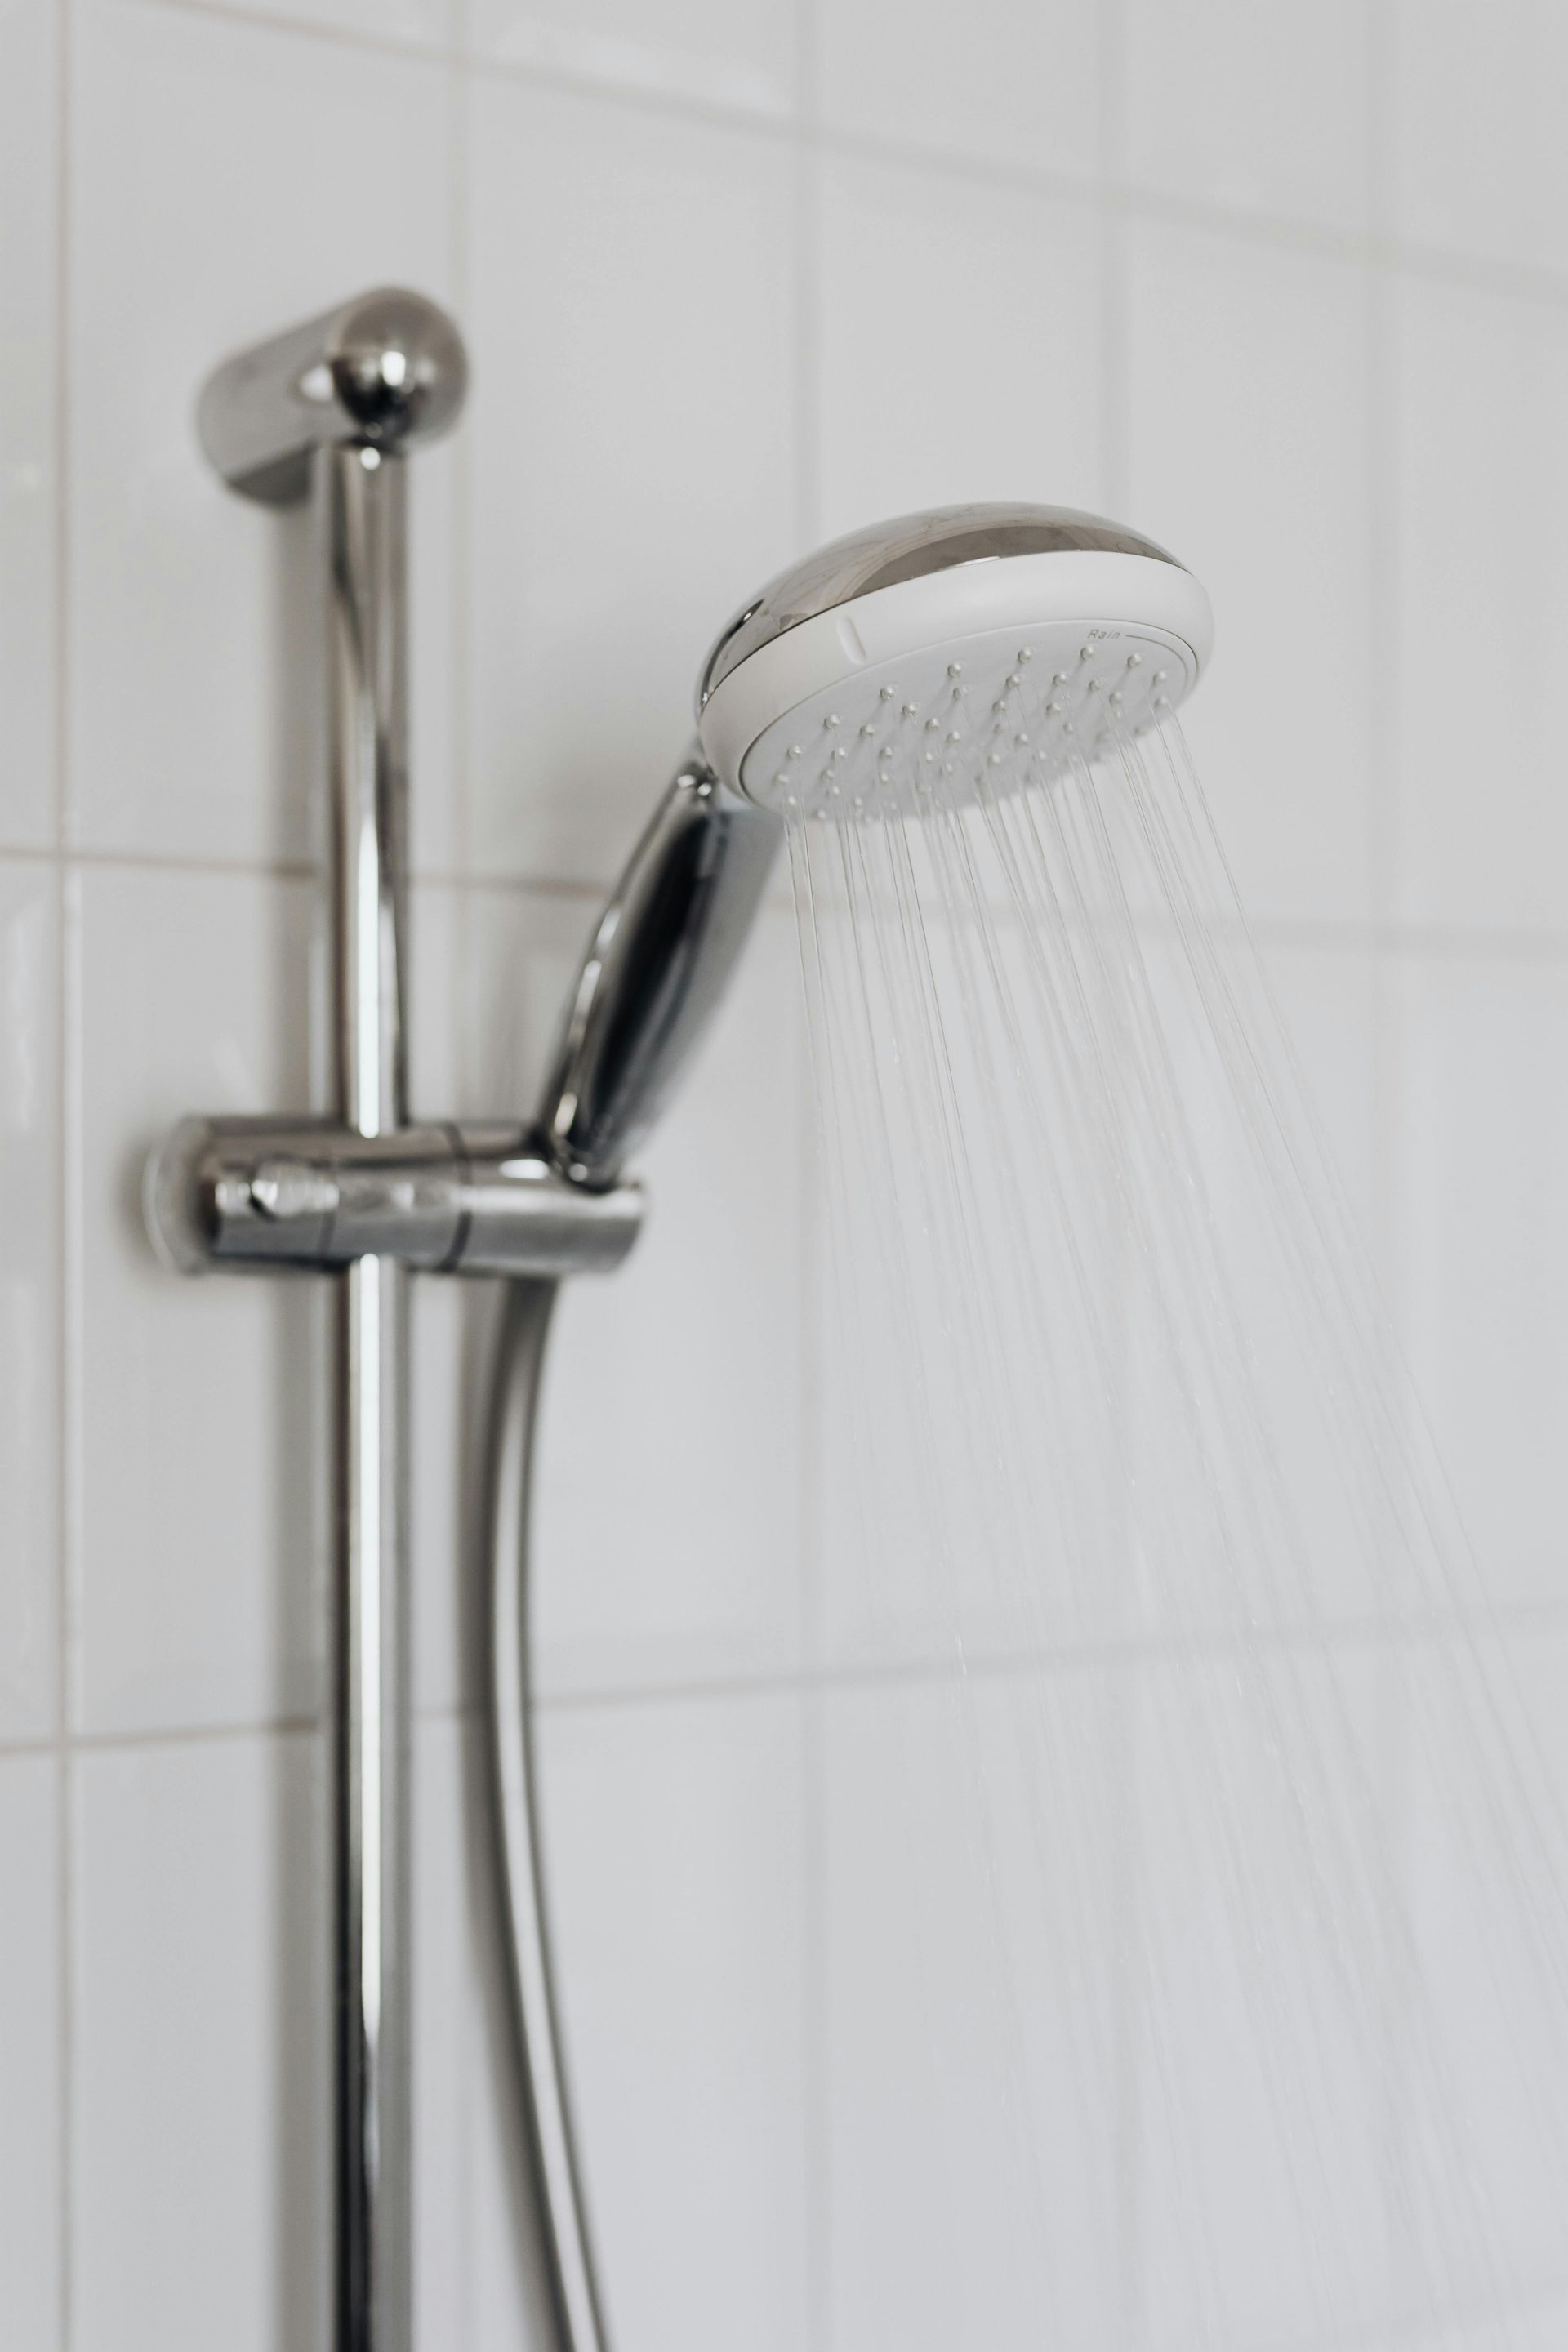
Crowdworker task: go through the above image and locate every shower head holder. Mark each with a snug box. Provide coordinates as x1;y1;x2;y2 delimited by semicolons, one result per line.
198;284;469;504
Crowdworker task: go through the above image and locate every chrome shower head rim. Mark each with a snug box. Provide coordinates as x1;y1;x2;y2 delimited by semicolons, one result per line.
695;503;1214;821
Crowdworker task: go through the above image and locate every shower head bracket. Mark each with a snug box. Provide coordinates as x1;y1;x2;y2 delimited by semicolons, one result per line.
198;285;468;504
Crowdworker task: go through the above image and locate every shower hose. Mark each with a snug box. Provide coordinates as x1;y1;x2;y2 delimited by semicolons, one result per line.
481;1276;612;2352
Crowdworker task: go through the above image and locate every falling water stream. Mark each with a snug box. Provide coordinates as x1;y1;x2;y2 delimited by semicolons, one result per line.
789;715;1568;2349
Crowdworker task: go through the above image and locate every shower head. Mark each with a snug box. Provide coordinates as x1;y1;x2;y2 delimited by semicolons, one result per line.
694;503;1214;821
537;503;1211;1184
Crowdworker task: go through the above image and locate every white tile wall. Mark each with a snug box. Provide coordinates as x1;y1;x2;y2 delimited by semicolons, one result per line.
468;0;798;116
814;155;1106;537
6;1;1568;2348
465;72;797;885
1126;218;1376;924
1392;274;1568;931
0;1753;61;2352
0;863;59;1740
813;0;1100;182
1122;0;1374;233
72;1731;327;2352
74;865;326;1734
1392;951;1568;1614
1391;0;1568;278
0;0;58;854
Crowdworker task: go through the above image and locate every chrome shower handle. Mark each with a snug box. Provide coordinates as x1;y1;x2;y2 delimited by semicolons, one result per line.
535;750;781;1188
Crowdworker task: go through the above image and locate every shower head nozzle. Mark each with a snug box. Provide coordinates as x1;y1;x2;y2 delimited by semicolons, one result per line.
694;503;1213;821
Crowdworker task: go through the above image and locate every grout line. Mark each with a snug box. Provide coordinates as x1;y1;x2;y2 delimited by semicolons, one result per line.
523;1595;1568;1717
782;16;831;2286
791;32;821;555
131;0;453;67
18;1585;1566;1763
53;0;75;2330
11;839;1568;964
0;840;320;882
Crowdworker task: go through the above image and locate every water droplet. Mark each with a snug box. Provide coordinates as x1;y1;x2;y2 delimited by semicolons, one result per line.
879;684;894;702
1047;700;1064;716
1005;672;1022;690
1014;732;1030;746
788;744;803;760
902;702;918;718
947;662;964;678
859;722;875;737
951;684;969;702
924;717;940;732
1052;672;1069;688
1017;647;1034;663
1125;651;1143;669
1153;669;1169;685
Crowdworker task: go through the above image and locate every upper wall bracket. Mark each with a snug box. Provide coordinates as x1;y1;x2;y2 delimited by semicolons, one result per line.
197;285;468;505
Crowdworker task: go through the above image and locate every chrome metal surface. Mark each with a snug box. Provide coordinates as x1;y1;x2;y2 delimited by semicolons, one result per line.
482;1281;612;2352
145;1115;643;1276
696;501;1185;710
199;287;467;504
537;746;780;1187
322;434;414;2352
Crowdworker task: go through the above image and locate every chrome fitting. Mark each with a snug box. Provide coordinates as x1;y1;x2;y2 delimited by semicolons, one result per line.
198;285;468;504
145;1116;643;1279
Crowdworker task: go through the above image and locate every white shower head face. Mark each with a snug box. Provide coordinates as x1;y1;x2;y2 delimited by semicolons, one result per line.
695;505;1214;821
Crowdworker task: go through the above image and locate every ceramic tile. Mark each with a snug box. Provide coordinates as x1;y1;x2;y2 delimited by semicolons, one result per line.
413;1714;474;2352
821;1670;1126;2348
461;884;808;1695
530;1691;809;2350
1123;0;1373;231
0;0;58;852
196;0;455;48
0;864;59;1740
73;1731;327;2352
74;866;327;1733
1127;219;1375;924
469;0;798;114
815;154;1105;540
0;1753;60;2352
1255;935;1382;1249
1392;274;1568;932
1397;1627;1568;2321
465;74;797;884
69;0;455;867
1130;1646;1400;2348
1392;0;1568;275
815;0;1100;181
1392;951;1568;1614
